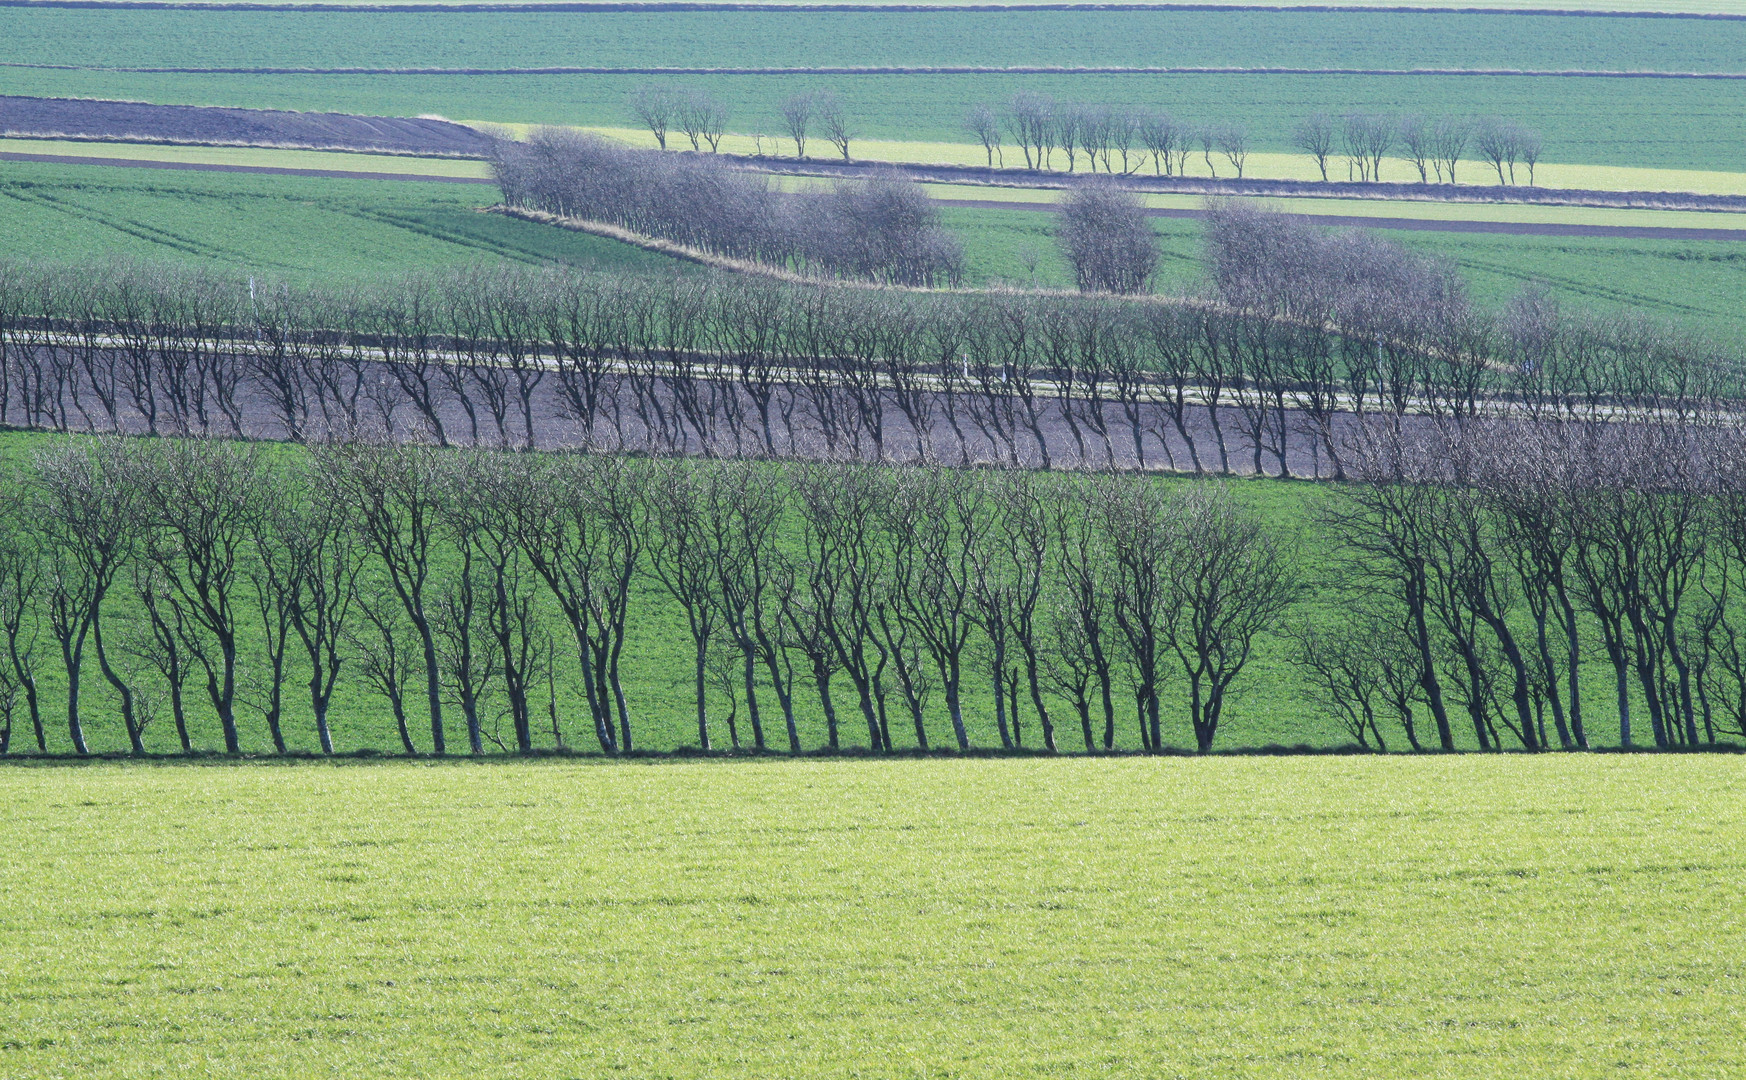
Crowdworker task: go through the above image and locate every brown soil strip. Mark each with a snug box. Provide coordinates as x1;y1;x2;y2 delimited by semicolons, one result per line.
0;94;492;156
0;149;496;183
11;63;1746;78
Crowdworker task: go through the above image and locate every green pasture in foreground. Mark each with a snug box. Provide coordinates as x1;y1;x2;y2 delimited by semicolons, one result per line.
0;161;672;280
0;757;1740;1078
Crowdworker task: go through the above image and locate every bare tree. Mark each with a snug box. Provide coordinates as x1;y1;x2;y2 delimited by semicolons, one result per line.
629;84;678;150
1342;113;1394;182
316;440;449;755
966;103;1003;167
346;583;420;754
1096;475;1175;753
780;92;815;159
258;462;361;755
142;439;274;754
1216;124;1249;179
32;437;148;755
1139;111;1180;177
645;459;722;750
1431;117;1469;184
884;466;981;751
1163;484;1300;752
1397;114;1432;183
0;526;44;753
1056;184;1158;295
1294;113;1336;182
816;91;853;162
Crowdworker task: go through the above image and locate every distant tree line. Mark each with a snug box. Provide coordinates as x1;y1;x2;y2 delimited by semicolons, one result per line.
1295;112;1542;186
491;129;962;286
968;97;1543;185
625;87;1545;187
0;207;1731;478
627;84;856;162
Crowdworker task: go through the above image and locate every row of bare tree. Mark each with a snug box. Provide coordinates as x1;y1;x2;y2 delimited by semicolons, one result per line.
491;130;961;286
1;438;1296;757
968;97;1544;185
1294;113;1543;186
1322;418;1746;752
11;422;1746;758
628;85;855;162
974;94;1249;177
0;222;1729;476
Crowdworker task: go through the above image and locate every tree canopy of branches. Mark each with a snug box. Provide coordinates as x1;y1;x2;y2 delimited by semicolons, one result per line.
491;130;961;286
1056;184;1159;295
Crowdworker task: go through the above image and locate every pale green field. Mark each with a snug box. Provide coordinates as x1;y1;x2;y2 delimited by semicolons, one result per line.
0;757;1740;1079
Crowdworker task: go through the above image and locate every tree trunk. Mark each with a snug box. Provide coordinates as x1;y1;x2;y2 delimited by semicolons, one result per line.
414;614;445;755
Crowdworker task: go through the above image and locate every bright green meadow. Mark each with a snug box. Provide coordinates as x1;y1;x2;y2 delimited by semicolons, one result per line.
0;756;1740;1078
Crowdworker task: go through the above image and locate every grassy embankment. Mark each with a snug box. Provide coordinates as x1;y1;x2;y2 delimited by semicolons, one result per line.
0;757;1740;1078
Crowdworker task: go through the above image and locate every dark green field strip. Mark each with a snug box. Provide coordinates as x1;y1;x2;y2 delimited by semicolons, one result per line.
6;69;1744;171
6;7;1746;73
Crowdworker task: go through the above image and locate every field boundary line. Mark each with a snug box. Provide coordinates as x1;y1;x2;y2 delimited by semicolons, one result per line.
4;1;1746;19
14;62;1746;78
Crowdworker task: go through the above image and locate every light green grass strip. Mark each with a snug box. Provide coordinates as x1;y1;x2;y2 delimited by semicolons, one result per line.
0;138;494;178
0;756;1741;1079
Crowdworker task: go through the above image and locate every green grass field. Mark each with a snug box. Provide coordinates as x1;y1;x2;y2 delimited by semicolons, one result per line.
0;161;671;280
1;756;1740;1078
944;206;1746;341
4;159;1741;340
8;8;1746;72
6;8;1746;174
